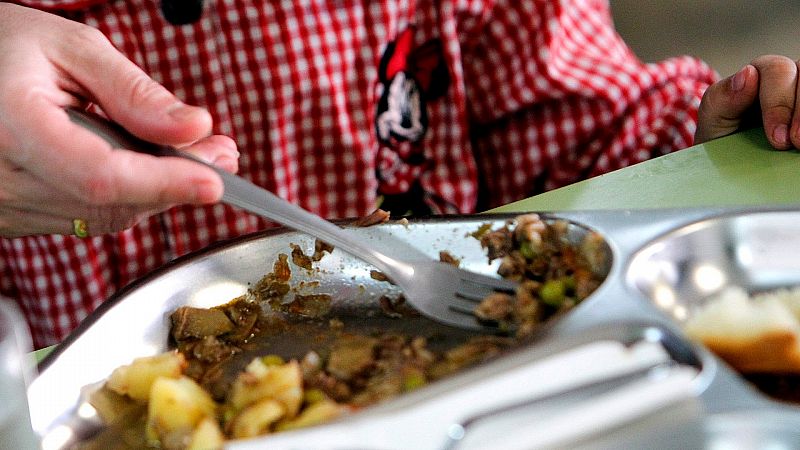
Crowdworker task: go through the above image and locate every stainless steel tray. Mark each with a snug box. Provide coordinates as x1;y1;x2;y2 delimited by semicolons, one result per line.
28;207;800;449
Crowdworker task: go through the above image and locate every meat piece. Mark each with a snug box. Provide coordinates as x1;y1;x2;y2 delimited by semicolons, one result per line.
370;270;390;282
306;371;352;402
513;214;546;248
312;239;335;261
171;306;235;340
290;244;313;270
272;253;292;282
221;301;261;344
378;295;419;318
352;208;391;227
191;335;237;363
438;251;460;267
474;293;514;322
497;253;527;281
254;254;292;302
286;294;332;318
480;227;513;261
326;335;378;381
428;336;513;379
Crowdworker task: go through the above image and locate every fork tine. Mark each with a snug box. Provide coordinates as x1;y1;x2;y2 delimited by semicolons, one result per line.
454;285;494;303
444;305;510;333
440;305;498;331
448;304;482;319
456;269;518;292
455;280;510;302
453;270;517;303
446;293;489;312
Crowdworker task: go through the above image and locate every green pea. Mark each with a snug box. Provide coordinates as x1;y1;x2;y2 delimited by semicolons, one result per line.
539;279;566;306
304;388;327;404
519;240;536;259
402;373;427;392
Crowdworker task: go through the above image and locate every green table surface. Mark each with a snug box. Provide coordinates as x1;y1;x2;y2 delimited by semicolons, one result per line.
492;127;800;213
31;128;798;362
34;345;54;363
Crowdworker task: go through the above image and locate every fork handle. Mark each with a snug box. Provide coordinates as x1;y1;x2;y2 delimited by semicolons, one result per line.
65;108;421;280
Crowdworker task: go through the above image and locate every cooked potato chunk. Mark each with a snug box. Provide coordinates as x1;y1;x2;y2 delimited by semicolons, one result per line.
275;399;345;432
146;376;217;445
106;351;186;401
229;398;285;439
228;359;303;418
187;417;225;450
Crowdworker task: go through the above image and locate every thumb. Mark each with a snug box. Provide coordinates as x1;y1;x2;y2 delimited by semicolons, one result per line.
694;64;759;145
54;28;211;146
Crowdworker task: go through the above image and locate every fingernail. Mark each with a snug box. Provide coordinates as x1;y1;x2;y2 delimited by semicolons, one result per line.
168;103;201;122
194;179;222;203
731;66;747;92
213;155;239;173
774;124;789;146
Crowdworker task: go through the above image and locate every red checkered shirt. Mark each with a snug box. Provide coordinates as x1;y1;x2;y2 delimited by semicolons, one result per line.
3;0;717;348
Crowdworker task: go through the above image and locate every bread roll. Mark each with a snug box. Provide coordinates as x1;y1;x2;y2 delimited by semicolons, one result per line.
684;287;800;373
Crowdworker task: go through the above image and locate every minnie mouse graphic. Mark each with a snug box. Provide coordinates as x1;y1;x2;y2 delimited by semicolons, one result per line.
374;27;450;215
375;27;450;157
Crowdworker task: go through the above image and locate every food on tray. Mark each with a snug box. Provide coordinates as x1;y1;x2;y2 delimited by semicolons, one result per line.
84;214;607;449
88;308;511;449
474;214;607;336
683;286;800;403
684;286;800;373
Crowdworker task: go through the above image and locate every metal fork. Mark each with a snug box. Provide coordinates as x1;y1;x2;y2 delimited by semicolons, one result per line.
66;108;517;330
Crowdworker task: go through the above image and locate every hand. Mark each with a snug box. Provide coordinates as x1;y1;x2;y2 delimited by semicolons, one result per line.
0;4;239;238
695;55;800;149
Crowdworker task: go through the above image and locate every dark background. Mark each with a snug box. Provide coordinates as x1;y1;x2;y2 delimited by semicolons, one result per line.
611;0;800;77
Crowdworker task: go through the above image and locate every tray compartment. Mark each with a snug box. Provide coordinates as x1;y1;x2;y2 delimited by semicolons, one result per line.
626;210;800;323
28;214;613;449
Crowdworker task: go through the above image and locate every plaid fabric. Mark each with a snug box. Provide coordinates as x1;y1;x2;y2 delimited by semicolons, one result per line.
3;0;717;348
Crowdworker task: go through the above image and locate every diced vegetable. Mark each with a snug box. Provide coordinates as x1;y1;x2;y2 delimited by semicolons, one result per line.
261;354;286;367
228;359;303;419
229;399;285;439
275;400;345;432
539;279;566;306
519;240;536;259
186;417;224;450
106;351;186;401
303;388;327;405
402;371;426;392
146;376;217;446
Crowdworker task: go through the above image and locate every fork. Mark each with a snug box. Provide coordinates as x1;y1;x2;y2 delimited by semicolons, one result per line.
66;108;517;330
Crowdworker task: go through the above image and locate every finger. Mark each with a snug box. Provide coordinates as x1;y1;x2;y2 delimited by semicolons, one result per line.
694;64;759;145
0;166;170;223
0;135;235;210
4;100;223;206
0;203;163;238
43;24;211;146
791;60;800;149
179;134;240;174
0;207;75;237
749;55;799;150
0;160;79;206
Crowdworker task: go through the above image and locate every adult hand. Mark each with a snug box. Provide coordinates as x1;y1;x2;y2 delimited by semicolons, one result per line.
0;4;239;238
695;55;800;149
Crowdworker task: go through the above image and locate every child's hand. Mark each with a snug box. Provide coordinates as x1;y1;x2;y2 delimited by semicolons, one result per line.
695;55;800;149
